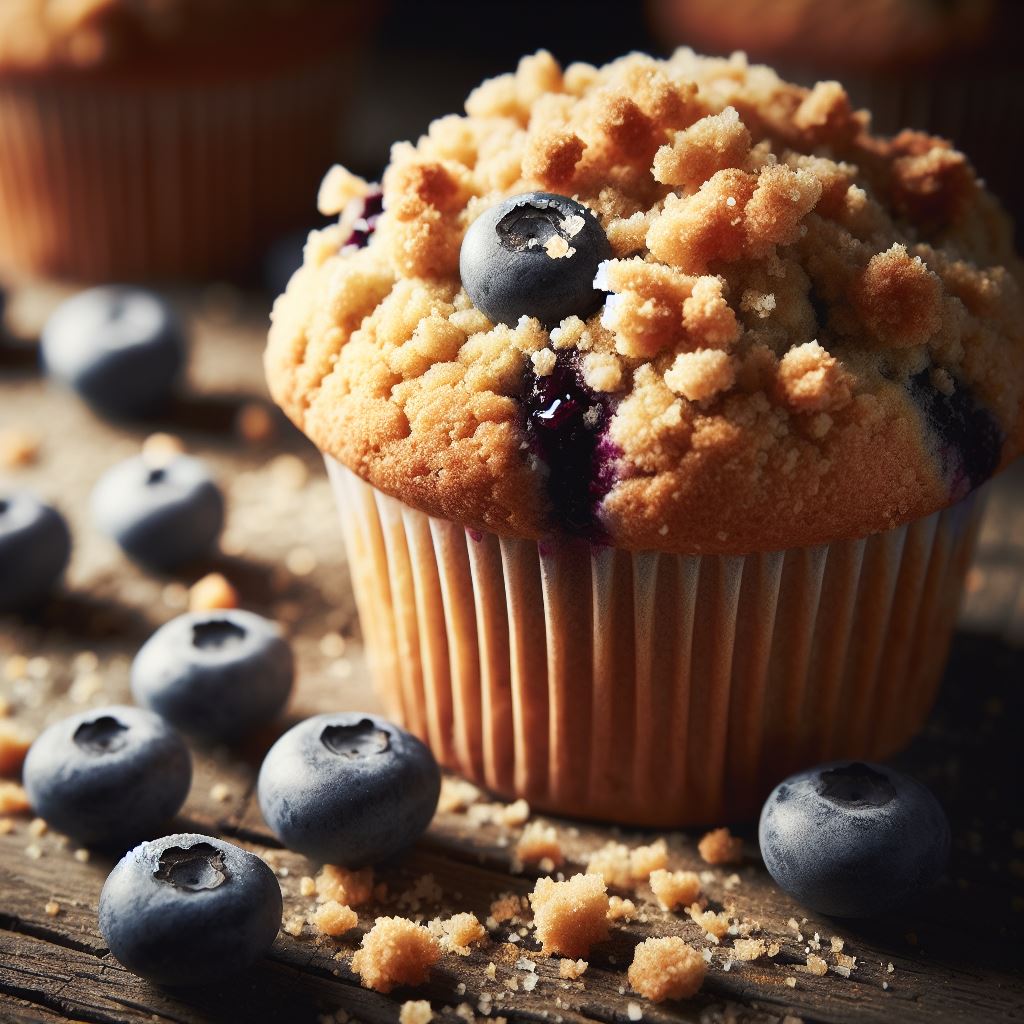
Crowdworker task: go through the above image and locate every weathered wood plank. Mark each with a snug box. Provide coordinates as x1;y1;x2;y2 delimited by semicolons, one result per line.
2;295;1022;1024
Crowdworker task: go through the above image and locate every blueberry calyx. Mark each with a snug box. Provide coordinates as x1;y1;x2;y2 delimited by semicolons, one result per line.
73;716;129;755
155;844;228;891
818;762;896;808
321;719;390;759
192;619;246;651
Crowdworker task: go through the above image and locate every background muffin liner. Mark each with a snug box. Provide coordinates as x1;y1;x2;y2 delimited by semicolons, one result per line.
327;459;983;826
0;34;357;282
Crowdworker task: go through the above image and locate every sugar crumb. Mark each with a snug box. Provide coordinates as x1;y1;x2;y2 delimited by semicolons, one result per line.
628;936;704;1002
698;828;743;865
351;917;441;993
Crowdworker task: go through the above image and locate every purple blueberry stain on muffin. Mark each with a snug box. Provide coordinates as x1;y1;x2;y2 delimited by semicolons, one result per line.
341;185;384;253
523;351;618;540
905;368;1004;500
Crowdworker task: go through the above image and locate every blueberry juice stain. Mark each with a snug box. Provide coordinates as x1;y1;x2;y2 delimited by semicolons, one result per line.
342;187;384;252
523;352;617;540
905;369;1003;500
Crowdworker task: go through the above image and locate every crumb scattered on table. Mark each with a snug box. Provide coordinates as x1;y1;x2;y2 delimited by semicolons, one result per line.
628;936;705;1002
399;1000;433;1024
607;896;637;921
351;917;441;993
316;865;374;907
515;821;564;869
530;874;609;957
698;827;743;865
189;573;239;612
559;958;588;980
312;901;359;937
649;868;701;911
433;912;486;955
0;781;30;815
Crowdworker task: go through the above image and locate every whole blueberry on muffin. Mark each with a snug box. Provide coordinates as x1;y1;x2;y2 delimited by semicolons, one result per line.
265;51;1023;825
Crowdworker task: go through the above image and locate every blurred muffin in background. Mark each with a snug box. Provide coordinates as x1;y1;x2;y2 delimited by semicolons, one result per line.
0;0;372;283
647;0;1022;233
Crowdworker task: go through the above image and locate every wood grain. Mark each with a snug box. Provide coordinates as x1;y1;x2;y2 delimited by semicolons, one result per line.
1;292;1022;1024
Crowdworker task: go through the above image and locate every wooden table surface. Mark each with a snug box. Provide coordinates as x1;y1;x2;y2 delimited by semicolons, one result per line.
0;289;1022;1024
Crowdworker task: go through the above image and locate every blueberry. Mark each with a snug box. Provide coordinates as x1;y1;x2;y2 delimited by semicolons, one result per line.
460;192;611;328
99;833;282;987
91;454;224;571
41;286;185;419
758;761;950;918
0;493;71;613
341;186;384;253
257;712;441;866
132;610;293;741
23;706;191;847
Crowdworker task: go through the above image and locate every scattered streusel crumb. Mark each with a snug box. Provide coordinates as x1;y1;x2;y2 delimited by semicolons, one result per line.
235;401;277;445
559;958;588;980
516;821;564;868
489;893;529;925
608;896;637;921
698;828;743;865
500;799;531;827
0;781;30;815
283;913;306;937
189;573;239;613
649;869;701;911
316;865;374;907
629;839;669;880
300;876;316;898
585;842;633;889
312;901;359;937
399;1000;433;1024
351;917;441;993
0;428;40;468
786;977;798;988
436;912;486;955
44;900;60;917
141;432;185;466
831;936;845;953
73;848;89;863
530;874;609;957
28;818;47;838
628;936;705;1002
0;819;14;835
805;954;828;976
0;720;34;777
732;938;766;961
687;904;730;942
438;777;483;813
209;782;232;803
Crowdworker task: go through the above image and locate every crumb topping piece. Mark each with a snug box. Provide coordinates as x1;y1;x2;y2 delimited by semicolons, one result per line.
399;1000;434;1024
434;912;487;955
351;917;441;993
628;936;705;1002
312;901;358;937
530;874;609;957
649;869;702;911
316;865;374;907
698;828;743;865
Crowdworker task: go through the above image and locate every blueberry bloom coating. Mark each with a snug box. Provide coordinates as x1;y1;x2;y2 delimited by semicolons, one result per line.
23;705;191;847
41;286;185;419
132;610;293;741
460;192;611;328
99;833;282;987
91;454;224;571
257;712;441;866
759;761;950;918
0;492;71;612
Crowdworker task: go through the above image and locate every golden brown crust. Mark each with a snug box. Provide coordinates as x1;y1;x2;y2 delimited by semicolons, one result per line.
266;49;1024;554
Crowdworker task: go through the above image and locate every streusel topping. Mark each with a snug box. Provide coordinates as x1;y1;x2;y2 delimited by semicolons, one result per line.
267;49;1023;553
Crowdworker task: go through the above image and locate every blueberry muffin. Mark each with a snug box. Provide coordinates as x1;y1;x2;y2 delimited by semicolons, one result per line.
0;0;368;281
267;50;1023;825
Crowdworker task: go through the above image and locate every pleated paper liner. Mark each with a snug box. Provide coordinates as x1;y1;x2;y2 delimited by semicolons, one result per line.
0;51;351;282
327;458;983;827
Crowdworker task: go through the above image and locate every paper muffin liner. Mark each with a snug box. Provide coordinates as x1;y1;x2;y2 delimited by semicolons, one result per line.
0;54;352;282
326;458;983;826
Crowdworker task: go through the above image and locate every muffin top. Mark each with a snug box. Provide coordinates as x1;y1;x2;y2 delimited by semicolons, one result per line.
266;49;1024;554
0;0;336;72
